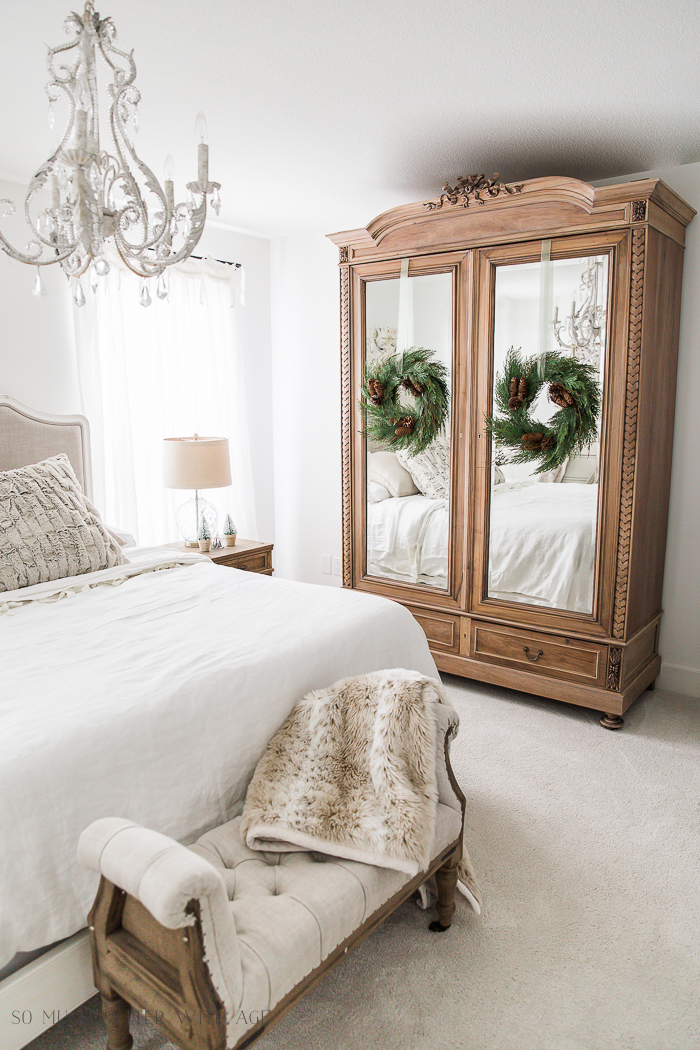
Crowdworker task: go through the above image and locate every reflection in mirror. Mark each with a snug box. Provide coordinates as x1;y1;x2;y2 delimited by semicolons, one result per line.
364;271;452;589
488;254;608;613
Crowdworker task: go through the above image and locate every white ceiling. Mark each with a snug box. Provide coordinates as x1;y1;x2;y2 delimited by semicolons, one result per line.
0;0;698;237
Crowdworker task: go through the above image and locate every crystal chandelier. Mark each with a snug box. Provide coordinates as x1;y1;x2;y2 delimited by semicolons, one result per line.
552;259;605;369
0;2;220;305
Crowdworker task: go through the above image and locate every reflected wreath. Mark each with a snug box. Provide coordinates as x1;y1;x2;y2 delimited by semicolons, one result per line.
359;347;450;456
485;348;601;473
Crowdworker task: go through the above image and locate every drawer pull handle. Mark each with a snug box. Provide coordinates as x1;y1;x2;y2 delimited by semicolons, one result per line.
523;646;543;663
239;563;249;571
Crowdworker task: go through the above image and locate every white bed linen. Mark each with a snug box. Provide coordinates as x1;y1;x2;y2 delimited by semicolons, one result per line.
367;494;448;584
0;548;437;967
489;482;598;611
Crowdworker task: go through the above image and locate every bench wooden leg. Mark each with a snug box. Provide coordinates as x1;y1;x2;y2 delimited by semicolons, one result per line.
429;850;459;932
101;992;133;1050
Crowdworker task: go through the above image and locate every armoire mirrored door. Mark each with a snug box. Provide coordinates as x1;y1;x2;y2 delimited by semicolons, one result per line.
473;236;617;624
357;253;465;605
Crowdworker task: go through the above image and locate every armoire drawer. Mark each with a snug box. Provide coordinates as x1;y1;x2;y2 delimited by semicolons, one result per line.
411;610;460;654
470;622;606;684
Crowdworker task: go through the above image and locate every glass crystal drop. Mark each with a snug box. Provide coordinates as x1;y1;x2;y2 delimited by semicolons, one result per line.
156;275;168;300
47;102;55;131
95;258;110;277
139;282;152;308
90;267;99;293
32;269;47;299
211;187;221;216
73;281;86;308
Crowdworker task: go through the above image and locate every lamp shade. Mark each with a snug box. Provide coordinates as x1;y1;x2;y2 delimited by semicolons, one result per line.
163;436;232;489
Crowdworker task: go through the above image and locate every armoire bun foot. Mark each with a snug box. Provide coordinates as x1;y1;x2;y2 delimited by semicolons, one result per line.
600;713;624;730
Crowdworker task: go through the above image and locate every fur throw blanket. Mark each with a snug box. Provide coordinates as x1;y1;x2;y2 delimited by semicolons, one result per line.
241;669;444;877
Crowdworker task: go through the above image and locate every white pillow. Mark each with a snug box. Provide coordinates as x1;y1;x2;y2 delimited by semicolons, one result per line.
369;452;419;498
368;482;391;503
396;435;450;499
0;453;128;592
537;458;569;484
492;464;505;487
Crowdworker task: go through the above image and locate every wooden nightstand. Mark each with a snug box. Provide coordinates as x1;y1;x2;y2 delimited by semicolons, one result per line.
164;539;274;575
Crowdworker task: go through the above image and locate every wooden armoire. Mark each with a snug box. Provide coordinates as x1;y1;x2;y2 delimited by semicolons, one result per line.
328;176;695;726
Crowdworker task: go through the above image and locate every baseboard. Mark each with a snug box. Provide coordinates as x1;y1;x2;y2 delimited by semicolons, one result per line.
0;930;94;1050
657;663;700;698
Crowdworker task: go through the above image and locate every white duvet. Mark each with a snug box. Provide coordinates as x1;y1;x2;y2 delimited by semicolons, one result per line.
367;494;448;584
367;482;597;612
0;549;437;967
489;482;598;612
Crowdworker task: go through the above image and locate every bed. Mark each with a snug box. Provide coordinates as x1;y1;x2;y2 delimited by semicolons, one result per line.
0;396;438;1049
367;478;597;613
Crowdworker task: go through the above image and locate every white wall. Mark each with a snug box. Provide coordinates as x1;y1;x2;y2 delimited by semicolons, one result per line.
271;162;700;697
270;234;342;585
0;178;78;414
0;180;276;543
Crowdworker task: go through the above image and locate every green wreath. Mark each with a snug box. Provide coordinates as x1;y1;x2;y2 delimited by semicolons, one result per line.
359;347;450;456
485;347;601;474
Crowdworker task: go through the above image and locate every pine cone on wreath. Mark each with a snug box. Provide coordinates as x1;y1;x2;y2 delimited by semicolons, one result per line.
522;432;544;447
549;382;574;408
509;376;519;400
368;378;384;405
402;378;423;397
395;415;415;437
508;396;523;411
541;436;556;450
518;377;528;401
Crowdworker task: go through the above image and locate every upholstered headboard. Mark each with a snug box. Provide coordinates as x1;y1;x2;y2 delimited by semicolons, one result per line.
0;395;93;500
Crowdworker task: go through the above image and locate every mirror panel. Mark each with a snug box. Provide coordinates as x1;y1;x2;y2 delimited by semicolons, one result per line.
364;270;452;590
487;253;608;614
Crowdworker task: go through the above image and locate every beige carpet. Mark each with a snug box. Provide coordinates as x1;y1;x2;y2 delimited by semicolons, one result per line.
27;676;700;1050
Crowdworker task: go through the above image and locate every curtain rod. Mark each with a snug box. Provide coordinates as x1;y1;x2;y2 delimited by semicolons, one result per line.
190;255;242;268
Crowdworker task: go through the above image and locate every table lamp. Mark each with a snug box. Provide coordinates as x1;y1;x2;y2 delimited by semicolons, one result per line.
163;434;232;546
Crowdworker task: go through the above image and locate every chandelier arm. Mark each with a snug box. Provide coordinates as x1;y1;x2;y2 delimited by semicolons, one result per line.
0;214;78;266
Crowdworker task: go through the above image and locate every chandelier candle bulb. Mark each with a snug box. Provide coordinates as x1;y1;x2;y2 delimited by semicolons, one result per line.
198;143;209;186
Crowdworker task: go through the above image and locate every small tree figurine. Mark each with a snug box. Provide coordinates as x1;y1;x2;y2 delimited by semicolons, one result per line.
198;517;212;552
223;514;237;547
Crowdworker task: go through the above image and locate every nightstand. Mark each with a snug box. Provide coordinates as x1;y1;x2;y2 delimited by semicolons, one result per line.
164;539;274;575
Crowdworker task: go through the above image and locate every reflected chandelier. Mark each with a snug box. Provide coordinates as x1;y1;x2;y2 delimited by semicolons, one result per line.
0;2;220;305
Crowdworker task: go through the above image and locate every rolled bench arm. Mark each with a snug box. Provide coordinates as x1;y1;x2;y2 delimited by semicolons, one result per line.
435;699;465;816
78;817;243;1024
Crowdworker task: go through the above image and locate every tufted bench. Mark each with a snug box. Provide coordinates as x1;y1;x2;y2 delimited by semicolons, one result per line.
78;702;466;1050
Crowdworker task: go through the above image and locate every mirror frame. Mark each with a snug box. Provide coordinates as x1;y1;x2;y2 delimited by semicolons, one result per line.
469;229;633;636
349;251;470;612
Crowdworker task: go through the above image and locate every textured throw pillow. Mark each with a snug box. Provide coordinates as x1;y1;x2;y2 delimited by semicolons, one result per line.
369;452;419;498
0;454;127;592
396;435;450;499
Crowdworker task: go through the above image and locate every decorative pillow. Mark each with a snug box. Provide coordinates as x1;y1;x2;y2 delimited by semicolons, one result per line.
396;435;450;499
536;458;569;484
492;464;505;487
369;452;419;498
0;454;128;592
368;482;391;503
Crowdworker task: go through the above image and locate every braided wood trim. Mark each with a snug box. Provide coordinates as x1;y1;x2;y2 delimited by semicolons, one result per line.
340;262;352;587
606;647;622;690
612;227;645;638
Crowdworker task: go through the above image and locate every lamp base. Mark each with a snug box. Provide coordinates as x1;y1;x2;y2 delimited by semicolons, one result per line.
175;496;218;546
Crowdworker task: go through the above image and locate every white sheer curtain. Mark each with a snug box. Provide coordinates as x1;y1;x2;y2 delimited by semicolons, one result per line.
73;254;257;546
